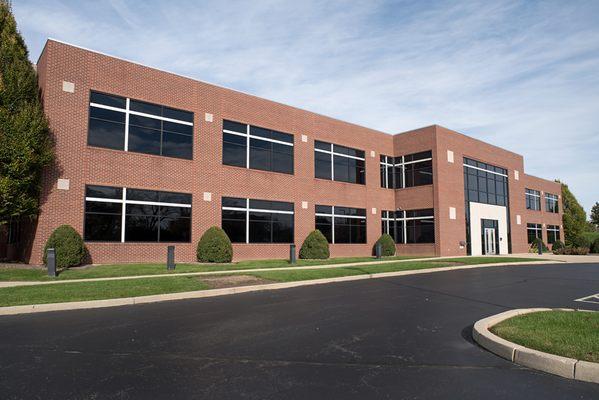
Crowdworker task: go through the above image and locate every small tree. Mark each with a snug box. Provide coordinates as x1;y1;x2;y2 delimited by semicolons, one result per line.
43;225;85;268
559;182;589;246
374;234;395;256
197;227;233;263
0;1;53;226
299;230;329;259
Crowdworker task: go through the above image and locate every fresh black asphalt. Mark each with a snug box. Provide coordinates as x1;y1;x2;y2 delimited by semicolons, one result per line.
0;262;598;399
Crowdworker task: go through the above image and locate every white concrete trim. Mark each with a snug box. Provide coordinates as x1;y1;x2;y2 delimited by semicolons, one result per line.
472;308;599;384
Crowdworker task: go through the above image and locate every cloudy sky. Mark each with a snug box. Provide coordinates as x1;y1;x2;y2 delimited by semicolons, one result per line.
13;0;599;215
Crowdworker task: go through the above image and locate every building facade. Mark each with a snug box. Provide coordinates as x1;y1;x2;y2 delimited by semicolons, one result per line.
23;40;563;264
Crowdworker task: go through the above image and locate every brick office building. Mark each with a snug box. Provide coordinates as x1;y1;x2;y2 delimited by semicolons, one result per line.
23;39;563;264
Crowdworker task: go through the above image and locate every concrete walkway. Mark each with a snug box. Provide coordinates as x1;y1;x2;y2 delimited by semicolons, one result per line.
0;254;558;288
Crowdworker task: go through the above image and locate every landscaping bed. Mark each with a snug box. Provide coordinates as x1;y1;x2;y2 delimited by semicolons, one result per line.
490;310;599;363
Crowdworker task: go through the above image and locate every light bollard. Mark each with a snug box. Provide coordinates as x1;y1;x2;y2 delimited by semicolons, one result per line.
375;243;382;259
47;248;57;277
167;245;176;270
289;244;296;264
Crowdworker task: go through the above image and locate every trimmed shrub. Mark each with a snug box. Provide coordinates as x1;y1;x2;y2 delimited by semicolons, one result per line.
554;246;590;255
197;227;233;263
591;238;599;254
42;225;85;269
299;230;330;259
551;240;565;254
374;234;395;256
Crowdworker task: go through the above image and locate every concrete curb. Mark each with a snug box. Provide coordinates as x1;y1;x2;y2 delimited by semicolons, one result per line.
472;308;599;384
0;258;555;288
0;260;561;316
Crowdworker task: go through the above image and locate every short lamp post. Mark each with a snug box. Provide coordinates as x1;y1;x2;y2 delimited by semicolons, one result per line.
46;248;56;277
167;245;176;270
289;244;297;264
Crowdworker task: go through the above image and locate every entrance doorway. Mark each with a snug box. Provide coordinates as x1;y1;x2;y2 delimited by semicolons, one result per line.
481;219;499;255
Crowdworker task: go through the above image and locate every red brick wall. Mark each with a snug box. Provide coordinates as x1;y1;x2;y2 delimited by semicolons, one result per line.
29;40;562;264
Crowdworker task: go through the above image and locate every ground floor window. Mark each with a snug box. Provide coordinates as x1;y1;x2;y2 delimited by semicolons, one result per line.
315;205;366;244
222;197;294;243
547;225;560;244
527;223;542;244
382;209;435;244
84;185;192;242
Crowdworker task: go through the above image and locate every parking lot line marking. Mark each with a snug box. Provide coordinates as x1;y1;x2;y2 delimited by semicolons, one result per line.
574;293;599;304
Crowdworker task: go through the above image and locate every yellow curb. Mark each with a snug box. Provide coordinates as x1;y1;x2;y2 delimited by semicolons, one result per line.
472;308;599;384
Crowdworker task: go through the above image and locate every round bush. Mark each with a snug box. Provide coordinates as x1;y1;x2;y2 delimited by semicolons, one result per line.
299;230;330;259
197;227;233;263
374;234;395;256
43;225;85;269
551;240;565;254
591;238;599;254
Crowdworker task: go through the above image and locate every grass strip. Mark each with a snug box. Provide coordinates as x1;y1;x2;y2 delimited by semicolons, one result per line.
0;276;209;307
491;311;599;363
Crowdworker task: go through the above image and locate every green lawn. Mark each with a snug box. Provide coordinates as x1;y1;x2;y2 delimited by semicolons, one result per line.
0;276;209;307
491;310;599;363
0;256;538;307
0;255;425;281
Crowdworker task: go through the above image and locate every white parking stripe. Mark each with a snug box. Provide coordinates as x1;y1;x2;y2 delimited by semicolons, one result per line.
574;293;599;304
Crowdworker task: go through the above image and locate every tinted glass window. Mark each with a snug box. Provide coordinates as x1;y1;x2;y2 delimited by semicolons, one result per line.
315;151;332;180
90;92;126;108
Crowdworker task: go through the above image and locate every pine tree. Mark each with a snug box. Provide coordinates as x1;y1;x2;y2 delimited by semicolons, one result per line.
0;0;53;225
559;181;589;245
590;202;599;230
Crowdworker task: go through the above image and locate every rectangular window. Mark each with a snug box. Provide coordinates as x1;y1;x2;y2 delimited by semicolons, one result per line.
380;151;433;189
545;193;559;213
527;223;542;244
315;205;366;243
88;91;194;159
463;158;509;206
382;209;434;244
547;225;560;244
222;120;294;174
221;197;294;243
525;189;541;211
314;141;365;184
84;185;191;242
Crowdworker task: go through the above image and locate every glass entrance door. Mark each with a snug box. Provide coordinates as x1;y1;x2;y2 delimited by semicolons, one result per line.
484;228;496;255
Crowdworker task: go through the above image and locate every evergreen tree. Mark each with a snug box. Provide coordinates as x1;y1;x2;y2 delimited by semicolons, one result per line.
559;181;589;245
591;202;599;230
0;0;53;225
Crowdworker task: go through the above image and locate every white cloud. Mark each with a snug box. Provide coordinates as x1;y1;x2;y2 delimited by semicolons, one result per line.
13;0;599;214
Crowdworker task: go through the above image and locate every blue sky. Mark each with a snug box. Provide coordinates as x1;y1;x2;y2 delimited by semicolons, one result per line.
13;0;599;215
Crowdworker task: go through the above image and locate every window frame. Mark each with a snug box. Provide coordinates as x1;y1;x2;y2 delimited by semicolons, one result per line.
221;197;295;243
545;193;559;213
88;91;194;160
380;151;434;189
315;205;367;244
382;209;435;244
526;223;543;244
525;188;542;211
314;141;366;185
84;185;192;243
222;120;294;175
547;224;560;244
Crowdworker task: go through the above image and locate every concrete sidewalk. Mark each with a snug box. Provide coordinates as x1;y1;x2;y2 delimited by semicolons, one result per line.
0;255;557;288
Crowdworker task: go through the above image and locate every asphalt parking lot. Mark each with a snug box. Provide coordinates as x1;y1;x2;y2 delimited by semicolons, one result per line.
1;262;598;399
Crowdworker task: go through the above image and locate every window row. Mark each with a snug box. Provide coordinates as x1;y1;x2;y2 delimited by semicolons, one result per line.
222;120;294;174
525;189;558;213
84;185;192;242
315;206;367;244
527;223;561;244
463;158;509;207
380;151;433;189
88;91;194;160
315;141;366;185
381;209;435;244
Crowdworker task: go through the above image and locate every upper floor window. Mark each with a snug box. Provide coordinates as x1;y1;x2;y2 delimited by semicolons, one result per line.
221;197;294;243
547;225;560;244
545;193;559;213
525;188;541;211
315;141;365;184
382;209;435;244
222;120;294;174
88;91;194;160
315;205;366;243
463;158;508;206
527;223;542;243
380;151;433;189
84;185;192;242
